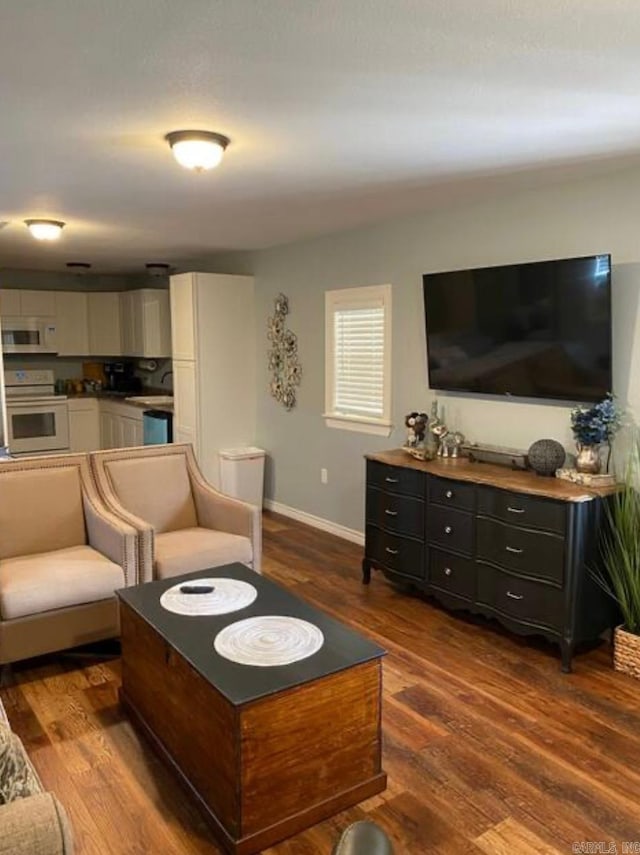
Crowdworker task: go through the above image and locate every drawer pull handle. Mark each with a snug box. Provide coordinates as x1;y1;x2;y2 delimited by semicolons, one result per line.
385;547;399;555
385;477;399;483
506;546;524;554
507;506;525;514
444;525;453;535
506;591;524;600
444;567;452;576
384;509;398;516
445;489;454;499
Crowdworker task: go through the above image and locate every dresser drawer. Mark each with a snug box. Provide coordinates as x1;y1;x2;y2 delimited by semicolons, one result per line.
426;506;474;556
476;517;565;585
366;488;424;539
429;550;476;600
477;565;564;631
366;526;425;580
428;476;475;511
477;486;565;535
367;460;424;499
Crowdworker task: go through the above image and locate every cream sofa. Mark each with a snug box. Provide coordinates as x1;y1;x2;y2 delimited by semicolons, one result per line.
0;697;73;854
0;454;138;668
90;444;261;582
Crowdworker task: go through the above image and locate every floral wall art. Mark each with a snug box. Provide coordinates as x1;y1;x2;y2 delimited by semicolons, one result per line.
267;293;301;410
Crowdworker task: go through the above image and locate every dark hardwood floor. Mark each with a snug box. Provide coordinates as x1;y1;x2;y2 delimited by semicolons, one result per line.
2;511;640;854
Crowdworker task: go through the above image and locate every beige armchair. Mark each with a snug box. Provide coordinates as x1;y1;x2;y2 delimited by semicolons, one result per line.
90;444;261;582
0;454;137;668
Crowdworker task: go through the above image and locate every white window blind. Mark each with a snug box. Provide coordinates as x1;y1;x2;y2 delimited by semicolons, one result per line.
324;284;392;436
333;305;384;418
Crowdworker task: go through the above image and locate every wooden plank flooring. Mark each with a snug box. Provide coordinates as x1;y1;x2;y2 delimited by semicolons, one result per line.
2;510;640;854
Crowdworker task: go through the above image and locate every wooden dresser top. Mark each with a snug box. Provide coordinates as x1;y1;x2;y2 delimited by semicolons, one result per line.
366;448;616;502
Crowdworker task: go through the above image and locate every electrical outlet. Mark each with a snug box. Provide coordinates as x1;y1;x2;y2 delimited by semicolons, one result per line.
320;468;328;484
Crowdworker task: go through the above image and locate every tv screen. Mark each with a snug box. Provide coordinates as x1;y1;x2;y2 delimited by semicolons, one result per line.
423;254;612;403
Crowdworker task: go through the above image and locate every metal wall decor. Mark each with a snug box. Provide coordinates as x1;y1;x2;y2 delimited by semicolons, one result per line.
267;293;301;410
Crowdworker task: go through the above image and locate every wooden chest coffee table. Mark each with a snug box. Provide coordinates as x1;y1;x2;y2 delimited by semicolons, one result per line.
117;564;386;855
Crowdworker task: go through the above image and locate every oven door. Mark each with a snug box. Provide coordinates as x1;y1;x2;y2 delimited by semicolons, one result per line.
6;400;70;454
1;317;58;354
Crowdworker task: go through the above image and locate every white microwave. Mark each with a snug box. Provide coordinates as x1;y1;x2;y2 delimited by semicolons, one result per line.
1;317;58;354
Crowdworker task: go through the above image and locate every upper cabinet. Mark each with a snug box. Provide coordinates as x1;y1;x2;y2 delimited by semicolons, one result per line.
169;273;196;361
88;292;122;356
120;289;171;358
0;289;56;317
56;292;90;356
1;287;170;358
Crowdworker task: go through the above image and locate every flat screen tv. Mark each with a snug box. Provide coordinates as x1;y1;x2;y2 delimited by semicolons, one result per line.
422;254;612;403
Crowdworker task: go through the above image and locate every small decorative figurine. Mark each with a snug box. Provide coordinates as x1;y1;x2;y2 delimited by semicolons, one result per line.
404;412;429;448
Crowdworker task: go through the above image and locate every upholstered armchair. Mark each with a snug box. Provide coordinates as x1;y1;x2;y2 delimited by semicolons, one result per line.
0;454;137;668
90;444;261;583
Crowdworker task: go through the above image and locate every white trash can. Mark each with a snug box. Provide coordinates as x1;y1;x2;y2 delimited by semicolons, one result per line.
219;447;266;507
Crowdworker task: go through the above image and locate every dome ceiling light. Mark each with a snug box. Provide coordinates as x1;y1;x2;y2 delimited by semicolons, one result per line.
25;219;65;241
165;130;230;172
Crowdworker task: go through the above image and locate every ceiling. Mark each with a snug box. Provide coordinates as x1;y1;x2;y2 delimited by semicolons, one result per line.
2;0;640;272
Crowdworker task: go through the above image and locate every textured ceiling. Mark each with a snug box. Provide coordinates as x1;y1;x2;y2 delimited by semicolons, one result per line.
2;0;640;271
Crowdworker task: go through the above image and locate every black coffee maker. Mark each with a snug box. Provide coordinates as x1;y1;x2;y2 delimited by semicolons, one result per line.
103;362;142;395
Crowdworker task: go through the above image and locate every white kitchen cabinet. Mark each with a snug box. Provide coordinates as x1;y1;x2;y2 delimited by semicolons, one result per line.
120;289;171;358
121;415;143;447
0;290;22;316
88;292;122;356
99;400;145;449
119;291;138;357
172;359;198;448
68;398;100;452
21;290;56;316
56;292;90;356
138;289;171;357
100;410;116;450
170;274;196;360
0;289;55;317
169;273;255;486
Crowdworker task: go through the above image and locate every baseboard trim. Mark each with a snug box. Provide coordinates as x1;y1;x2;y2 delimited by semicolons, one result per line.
263;500;365;546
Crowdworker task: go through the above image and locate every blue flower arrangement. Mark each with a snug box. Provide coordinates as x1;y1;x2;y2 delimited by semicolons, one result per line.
570;394;621;446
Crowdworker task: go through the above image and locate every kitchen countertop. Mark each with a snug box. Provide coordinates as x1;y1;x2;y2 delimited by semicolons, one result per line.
61;390;174;413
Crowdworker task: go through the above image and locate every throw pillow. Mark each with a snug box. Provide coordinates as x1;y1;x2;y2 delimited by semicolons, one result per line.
0;722;41;804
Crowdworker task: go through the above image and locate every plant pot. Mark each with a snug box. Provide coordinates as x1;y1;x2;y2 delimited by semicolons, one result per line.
613;625;640;679
575;443;602;474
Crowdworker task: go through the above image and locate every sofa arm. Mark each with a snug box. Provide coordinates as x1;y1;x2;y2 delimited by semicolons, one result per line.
190;477;262;573
0;792;74;855
82;495;140;586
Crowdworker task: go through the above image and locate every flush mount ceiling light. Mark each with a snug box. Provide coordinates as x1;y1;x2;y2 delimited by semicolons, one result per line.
165;130;230;171
25;219;65;241
66;262;92;274
145;262;171;276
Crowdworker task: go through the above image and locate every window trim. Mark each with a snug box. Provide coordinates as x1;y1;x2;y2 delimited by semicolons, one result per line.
324;283;393;436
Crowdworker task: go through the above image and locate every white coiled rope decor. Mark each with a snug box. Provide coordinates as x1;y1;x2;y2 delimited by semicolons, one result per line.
160;578;258;616
214;615;324;666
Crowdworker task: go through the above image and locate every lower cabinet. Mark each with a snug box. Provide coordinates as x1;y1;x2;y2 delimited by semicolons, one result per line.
363;456;618;672
68;398;100;452
99;401;144;449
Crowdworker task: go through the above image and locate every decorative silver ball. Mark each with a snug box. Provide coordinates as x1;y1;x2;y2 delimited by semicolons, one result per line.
527;439;566;477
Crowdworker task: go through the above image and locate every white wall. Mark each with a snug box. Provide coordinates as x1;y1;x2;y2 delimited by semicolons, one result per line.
249;164;640;532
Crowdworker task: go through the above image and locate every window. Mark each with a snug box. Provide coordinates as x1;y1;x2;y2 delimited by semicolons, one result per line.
324;283;392;435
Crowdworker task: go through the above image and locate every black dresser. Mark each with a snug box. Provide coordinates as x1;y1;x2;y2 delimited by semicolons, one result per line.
364;450;618;671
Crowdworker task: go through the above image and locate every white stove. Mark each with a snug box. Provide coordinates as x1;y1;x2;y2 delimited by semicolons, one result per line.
3;369;69;455
4;369;65;401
